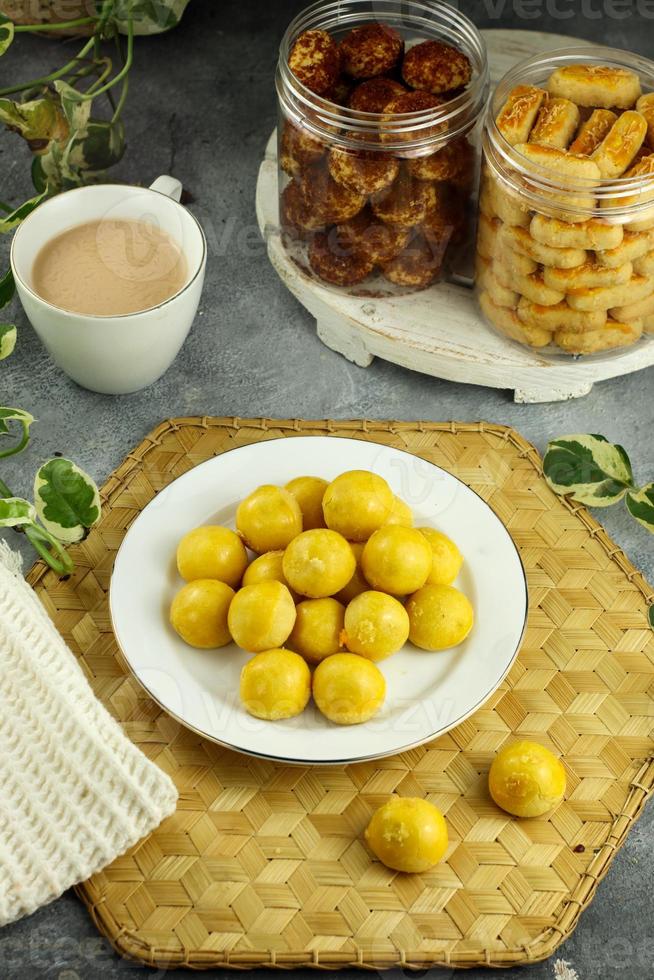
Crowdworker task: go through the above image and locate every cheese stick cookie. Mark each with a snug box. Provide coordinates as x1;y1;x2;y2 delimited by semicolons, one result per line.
634;249;654;276
500;224;587;268
543;259;632;291
514;143;601;220
530;213;623;251
480;291;552;347
494;262;564;306
517;298;606;333
555;318;643;354
477;257;519;307
610;292;654;321
567;274;653;312
596;229;654;267
485;177;531;228
591;111;648;178
569;109;617;155
495;246;538;278
547;64;642;109
529;97;580;148
637;93;654;149
476;212;501;260
609;153;654;231
496;85;547;145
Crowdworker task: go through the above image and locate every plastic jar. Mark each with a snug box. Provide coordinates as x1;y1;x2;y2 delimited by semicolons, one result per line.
477;46;654;358
275;0;489;293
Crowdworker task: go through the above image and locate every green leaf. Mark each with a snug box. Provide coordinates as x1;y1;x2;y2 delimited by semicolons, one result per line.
0;96;67;149
66;118;125;173
0;406;34;438
53;80;92;131
34;458;101;544
0;497;36;528
625;483;654;534
0;267;14;307
649;606;654;631
113;0;191;34
0;14;14;56
0;187;49;234
31;155;47;193
0;323;16;359
543;434;634;507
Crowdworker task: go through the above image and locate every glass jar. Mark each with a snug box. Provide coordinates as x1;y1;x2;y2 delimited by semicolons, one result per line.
275;0;489;294
477;45;654;358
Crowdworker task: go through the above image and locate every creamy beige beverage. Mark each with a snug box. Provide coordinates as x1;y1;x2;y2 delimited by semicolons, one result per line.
32;219;188;316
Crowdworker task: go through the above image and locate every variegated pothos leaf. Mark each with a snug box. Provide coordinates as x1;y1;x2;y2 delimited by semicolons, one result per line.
113;0;192;34
0;497;36;528
0;14;14;56
625;483;654;534
0;323;16;359
34;458;101;544
543;434;634;507
0;406;35;438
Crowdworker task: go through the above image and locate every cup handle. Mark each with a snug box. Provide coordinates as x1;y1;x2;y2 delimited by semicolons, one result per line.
149;175;183;202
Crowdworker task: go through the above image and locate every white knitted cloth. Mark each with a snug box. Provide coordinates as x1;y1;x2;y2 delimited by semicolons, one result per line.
0;541;178;926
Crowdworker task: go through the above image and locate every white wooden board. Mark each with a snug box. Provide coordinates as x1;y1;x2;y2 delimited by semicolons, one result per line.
256;29;654;403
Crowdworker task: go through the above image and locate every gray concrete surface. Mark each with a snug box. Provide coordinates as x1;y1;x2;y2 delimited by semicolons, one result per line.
0;2;653;977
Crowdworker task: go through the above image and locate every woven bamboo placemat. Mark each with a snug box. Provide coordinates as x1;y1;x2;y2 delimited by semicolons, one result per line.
27;417;654;970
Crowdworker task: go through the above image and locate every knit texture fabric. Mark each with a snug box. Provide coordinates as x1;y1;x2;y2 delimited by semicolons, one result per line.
0;541;178;926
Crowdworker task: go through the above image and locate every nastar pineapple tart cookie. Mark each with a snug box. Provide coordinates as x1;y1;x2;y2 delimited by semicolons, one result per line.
167;470;475;726
280;19;477;289
477;59;654;355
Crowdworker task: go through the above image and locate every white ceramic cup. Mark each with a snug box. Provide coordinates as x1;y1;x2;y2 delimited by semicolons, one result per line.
11;175;206;395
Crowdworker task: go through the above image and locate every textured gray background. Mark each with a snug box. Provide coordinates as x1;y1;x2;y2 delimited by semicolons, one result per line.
1;1;653;977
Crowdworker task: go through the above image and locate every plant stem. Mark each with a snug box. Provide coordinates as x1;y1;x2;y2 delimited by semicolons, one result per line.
13;17;98;33
24;522;74;576
0;36;96;97
0;423;30;459
0;200;12;213
76;17;133;101
0;477;73;575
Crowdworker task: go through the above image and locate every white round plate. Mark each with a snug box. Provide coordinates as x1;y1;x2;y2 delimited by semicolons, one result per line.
110;436;528;764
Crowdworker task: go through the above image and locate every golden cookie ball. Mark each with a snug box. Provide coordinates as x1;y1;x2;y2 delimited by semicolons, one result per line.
381;233;442;288
240;649;311;720
288;28;340;96
285;475;328;530
301;165;367;224
418;528;463;586
349;76;406;113
242;550;299;602
339;23;403;79
313;652;385;724
365;797;448;872
280;121;326;177
337;206;410;265
308;229;375;286
335;541;370;604
406;584;473;651
371;170;437;228
176;525;248;588
170;579;234;649
489;741;566;818
322;469;394;541
289;597;345;663
281;179;326;238
236;485;303;553
385;495;413;527
227;581;296;653
343;590;410;661
401;40;472;95
362;525;432;595
407;136;474;181
328;142;399;195
381;91;446;143
283;528;356;598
